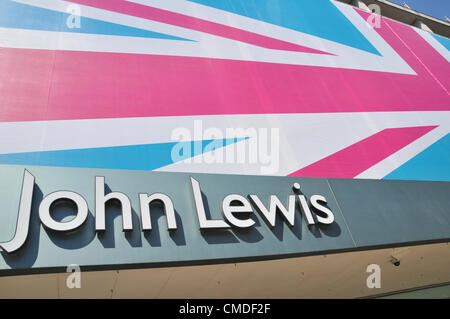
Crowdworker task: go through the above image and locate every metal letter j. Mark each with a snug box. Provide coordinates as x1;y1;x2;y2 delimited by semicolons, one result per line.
0;170;35;254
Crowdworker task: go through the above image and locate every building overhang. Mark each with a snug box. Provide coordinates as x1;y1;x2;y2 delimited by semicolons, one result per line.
338;0;450;38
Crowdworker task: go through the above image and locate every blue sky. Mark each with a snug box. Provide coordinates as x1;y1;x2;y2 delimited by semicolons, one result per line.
388;0;450;21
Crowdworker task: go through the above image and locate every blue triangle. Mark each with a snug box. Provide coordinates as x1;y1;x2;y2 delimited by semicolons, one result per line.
0;138;246;171
432;34;450;51
0;0;191;41
189;0;380;55
383;134;450;182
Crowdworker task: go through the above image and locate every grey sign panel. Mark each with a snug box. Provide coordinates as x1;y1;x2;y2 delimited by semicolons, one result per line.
328;178;450;247
0;164;449;275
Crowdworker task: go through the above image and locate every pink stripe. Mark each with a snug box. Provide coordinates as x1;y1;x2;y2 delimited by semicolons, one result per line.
67;0;330;55
358;10;450;93
288;126;437;178
0;10;449;122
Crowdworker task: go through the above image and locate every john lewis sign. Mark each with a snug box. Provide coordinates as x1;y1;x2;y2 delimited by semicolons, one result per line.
0;170;334;253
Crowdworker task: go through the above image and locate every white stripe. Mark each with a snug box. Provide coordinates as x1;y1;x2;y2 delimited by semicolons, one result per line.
7;0;415;74
156;112;450;175
1;112;447;176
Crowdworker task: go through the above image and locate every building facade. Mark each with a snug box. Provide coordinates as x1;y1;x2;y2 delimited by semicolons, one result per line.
0;0;449;298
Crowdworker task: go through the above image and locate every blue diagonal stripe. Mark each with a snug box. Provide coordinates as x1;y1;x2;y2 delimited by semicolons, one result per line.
432;34;450;51
383;134;450;182
0;0;191;41
189;0;380;55
0;138;246;171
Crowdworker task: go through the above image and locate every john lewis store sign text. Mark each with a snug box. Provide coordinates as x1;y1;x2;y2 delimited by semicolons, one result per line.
0;170;334;254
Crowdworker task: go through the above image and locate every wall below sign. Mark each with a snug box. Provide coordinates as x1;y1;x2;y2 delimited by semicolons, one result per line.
0;242;449;298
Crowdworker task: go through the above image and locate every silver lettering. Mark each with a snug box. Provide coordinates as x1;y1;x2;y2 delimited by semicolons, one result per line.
0;170;35;253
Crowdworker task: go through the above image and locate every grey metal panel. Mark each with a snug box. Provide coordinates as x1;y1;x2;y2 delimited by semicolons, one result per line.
328;178;450;247
376;283;450;299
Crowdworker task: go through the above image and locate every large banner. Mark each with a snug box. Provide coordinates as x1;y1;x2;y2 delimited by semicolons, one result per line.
0;0;449;180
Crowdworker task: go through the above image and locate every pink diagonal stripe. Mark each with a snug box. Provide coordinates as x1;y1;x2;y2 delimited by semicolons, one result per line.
67;0;330;55
1;6;449;122
288;126;438;178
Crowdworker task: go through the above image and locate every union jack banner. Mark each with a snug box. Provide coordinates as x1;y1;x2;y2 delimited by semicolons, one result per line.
0;0;449;180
